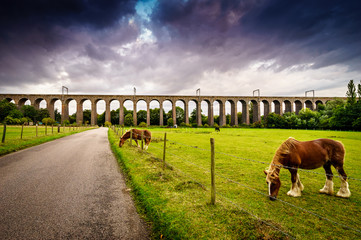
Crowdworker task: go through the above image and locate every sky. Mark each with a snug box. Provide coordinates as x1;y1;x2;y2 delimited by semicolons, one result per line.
1;0;361;102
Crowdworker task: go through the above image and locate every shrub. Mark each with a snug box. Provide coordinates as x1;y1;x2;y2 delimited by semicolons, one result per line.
104;121;112;127
167;118;174;127
138;122;147;128
203;123;209;128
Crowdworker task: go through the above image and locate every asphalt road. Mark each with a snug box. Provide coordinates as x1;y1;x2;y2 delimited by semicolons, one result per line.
0;127;149;239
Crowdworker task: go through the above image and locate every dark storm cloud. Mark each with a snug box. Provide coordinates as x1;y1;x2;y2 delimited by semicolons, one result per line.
0;0;137;32
150;0;361;71
0;0;139;89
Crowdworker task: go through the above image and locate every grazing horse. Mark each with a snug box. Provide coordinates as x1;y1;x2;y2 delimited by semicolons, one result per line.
119;129;152;150
264;137;351;200
215;127;220;132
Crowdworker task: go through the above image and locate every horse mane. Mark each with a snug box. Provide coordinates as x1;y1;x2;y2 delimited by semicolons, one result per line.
266;137;299;177
121;130;131;139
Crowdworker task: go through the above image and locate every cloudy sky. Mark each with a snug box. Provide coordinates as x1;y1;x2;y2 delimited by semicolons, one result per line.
1;0;361;98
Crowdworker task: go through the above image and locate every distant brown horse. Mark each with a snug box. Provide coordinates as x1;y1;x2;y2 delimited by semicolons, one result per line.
119;129;152;150
264;137;351;200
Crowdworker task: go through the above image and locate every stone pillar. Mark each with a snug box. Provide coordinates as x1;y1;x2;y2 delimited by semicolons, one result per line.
119;100;124;125
76;100;83;125
146;101;150;126
242;101;249;125
208;101;214;126
172;101;177;126
91;100;97;126
196;101;202;126
252;100;261;122
219;101;226;126
61;100;69;124
295;101;303;115
133;101;137;126
230;101;237;126
48;100;55;120
159;101;163;126
105;100;111;123
184;101;189;125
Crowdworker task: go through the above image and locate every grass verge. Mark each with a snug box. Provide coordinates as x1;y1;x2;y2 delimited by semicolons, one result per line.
0;125;96;156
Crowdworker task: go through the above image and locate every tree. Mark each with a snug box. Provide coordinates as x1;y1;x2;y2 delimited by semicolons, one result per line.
237;112;242;125
36;108;50;123
150;108;160;125
167;107;184;125
21;105;37;122
0;99;17;122
358;81;361;102
42;117;55;125
346;80;357;105
111;109;119;125
83;109;91;124
54;109;61;123
137;110;147;125
124;113;133;126
9;109;23;119
97;112;105;126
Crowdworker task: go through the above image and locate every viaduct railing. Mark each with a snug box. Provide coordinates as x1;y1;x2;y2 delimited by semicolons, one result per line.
0;94;342;126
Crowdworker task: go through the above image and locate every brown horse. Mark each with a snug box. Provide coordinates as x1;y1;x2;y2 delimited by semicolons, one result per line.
119;129;152;150
264;137;351;200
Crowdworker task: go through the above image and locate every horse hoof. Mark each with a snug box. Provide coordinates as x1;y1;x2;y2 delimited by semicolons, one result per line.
319;189;334;195
336;191;351;198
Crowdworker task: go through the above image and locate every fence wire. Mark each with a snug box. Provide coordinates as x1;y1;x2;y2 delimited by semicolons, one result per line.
166;138;361;182
114;129;361;237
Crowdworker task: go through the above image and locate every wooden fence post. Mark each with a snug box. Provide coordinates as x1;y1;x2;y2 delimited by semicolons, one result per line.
21;124;24;139
36;124;38;137
163;133;167;170
141;132;144;150
2;124;6;143
129;130;132;146
45;124;47;136
210;138;216;205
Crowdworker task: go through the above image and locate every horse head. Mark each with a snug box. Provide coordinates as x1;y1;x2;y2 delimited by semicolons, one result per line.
119;137;126;147
264;169;281;201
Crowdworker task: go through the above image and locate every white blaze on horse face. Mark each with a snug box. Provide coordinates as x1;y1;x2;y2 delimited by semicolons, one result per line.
268;182;271;196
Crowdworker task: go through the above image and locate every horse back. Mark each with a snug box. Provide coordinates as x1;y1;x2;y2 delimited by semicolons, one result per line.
290;139;344;169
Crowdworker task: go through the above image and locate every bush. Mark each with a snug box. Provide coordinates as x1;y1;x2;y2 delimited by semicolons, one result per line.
213;123;219;128
104;121;112;127
167;118;174;127
138;122;147;128
203;123;209;128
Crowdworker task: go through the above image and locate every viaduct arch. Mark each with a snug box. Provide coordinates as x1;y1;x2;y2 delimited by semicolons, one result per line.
0;94;341;126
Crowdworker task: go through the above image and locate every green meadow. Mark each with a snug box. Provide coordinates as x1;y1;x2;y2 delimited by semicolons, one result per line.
109;127;361;239
0;125;96;156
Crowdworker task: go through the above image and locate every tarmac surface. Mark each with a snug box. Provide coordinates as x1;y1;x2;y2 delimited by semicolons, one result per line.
0;127;150;239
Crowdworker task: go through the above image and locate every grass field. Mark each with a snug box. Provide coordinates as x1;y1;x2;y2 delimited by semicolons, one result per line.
0;125;96;156
109;127;361;240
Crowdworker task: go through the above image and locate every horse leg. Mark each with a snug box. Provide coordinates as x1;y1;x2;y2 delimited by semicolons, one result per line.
296;173;304;192
319;162;334;195
133;138;139;147
335;166;351;198
287;168;302;197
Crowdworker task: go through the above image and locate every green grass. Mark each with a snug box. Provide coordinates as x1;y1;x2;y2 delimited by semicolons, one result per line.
0;125;96;156
109;127;361;239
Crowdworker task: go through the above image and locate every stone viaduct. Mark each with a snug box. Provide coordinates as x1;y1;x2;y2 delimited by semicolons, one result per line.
0;94;341;126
